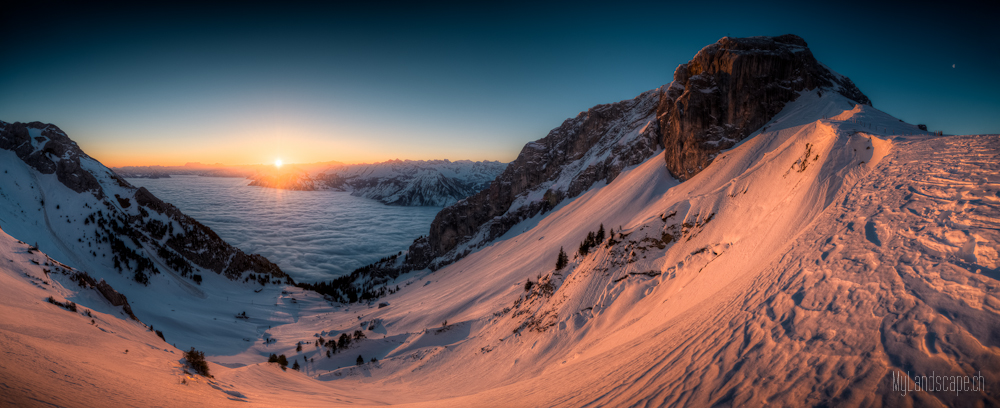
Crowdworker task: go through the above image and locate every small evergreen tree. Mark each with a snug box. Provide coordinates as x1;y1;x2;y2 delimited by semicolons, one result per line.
556;247;568;270
184;347;211;377
292;360;300;371
524;280;533;292
268;354;278;363
356;355;364;366
371;357;378;363
353;330;366;340
296;341;302;352
277;354;289;370
597;224;605;243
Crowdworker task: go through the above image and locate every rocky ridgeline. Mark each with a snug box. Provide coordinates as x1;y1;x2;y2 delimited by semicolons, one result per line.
0;121;105;195
0;121;289;287
350;35;873;288
407;88;662;270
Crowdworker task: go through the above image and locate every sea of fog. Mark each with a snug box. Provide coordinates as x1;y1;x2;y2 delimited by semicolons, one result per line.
126;176;442;283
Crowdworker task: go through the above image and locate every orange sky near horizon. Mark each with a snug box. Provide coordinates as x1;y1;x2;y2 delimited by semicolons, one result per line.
77;127;522;168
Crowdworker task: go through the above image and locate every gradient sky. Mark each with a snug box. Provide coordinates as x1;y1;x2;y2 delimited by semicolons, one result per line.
2;1;996;167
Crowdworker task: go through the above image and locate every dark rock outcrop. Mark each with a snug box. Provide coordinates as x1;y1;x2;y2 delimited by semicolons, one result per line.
68;270;138;321
0;121;104;196
132;187;287;281
656;34;871;180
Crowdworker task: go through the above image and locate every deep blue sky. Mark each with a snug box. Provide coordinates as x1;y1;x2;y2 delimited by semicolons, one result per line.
2;1;996;166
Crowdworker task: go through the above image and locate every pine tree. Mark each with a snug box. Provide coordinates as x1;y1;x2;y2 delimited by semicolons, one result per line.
296;342;302;352
184;347;211;377
356;355;364;366
292;360;300;371
597;224;605;242
556;247;568;270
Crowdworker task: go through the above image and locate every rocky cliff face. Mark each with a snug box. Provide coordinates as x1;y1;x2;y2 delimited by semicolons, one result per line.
0;122;105;196
406;88;662;270
656;34;871;180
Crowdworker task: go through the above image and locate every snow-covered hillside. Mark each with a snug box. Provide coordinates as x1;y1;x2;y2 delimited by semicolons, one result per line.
0;121;292;353
247;159;506;206
6;90;995;406
271;91;995;406
0;227;387;407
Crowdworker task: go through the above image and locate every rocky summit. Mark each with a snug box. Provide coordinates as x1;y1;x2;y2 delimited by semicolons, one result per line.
657;34;871;180
382;35;874;275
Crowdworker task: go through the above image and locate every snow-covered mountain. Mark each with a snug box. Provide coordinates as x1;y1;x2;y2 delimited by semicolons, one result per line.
0;120;292;351
247;159;507;206
3;34;999;406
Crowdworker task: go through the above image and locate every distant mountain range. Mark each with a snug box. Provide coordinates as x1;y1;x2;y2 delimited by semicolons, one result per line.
113;159;507;207
246;159;507;206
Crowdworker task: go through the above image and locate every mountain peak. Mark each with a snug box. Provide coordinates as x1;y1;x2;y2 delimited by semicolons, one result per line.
658;34;871;180
0;120;106;196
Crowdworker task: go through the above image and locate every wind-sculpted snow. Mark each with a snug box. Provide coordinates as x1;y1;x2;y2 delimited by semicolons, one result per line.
128;176;441;282
255;92;994;406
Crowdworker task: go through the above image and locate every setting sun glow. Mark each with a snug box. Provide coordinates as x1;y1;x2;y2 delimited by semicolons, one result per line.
275;159;283;168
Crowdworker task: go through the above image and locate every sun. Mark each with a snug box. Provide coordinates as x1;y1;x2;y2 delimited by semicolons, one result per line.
275;159;283;168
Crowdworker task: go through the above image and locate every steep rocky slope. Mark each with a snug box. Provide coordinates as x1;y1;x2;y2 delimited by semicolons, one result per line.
391;34;871;275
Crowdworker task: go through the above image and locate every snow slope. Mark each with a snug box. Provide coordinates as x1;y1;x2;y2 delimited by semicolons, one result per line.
0;227;401;407
215;91;995;406
3;90;998;406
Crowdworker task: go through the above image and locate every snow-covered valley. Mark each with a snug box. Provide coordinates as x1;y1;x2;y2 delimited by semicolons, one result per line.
2;35;998;407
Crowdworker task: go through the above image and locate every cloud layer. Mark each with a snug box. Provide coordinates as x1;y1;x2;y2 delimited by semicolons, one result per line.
129;176;440;283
